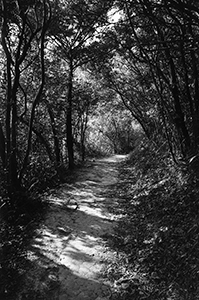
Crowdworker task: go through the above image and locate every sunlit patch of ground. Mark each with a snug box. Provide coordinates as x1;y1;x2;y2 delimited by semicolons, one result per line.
27;155;127;300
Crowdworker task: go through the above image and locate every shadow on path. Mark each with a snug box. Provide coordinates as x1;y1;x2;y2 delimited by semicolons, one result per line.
26;155;127;300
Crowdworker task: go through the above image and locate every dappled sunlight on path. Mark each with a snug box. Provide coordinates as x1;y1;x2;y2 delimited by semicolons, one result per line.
29;155;127;300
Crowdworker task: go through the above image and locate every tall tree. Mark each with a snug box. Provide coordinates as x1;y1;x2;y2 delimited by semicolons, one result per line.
100;0;199;160
49;0;113;169
0;0;51;194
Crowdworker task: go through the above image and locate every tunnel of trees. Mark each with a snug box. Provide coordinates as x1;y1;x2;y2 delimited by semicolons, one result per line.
1;0;199;194
1;0;199;299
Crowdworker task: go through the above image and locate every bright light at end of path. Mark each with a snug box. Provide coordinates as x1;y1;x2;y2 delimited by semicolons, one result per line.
107;8;123;23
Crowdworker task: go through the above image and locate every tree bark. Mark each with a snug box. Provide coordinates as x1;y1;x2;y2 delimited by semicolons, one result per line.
19;116;53;162
1;0;18;192
80;105;89;162
66;58;74;169
0;121;5;167
19;0;51;181
46;102;62;164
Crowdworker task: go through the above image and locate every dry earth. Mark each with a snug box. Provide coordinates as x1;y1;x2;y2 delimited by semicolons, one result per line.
27;155;127;300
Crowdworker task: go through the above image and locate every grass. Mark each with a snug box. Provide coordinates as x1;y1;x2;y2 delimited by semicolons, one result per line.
104;143;199;300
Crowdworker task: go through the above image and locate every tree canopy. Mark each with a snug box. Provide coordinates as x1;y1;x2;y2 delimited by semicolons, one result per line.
0;0;198;192
1;1;199;299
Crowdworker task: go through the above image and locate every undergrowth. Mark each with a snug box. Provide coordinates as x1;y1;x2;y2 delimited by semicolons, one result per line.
0;189;49;299
106;143;199;300
0;156;85;299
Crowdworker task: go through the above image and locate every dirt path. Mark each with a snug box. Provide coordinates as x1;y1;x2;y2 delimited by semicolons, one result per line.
29;155;126;300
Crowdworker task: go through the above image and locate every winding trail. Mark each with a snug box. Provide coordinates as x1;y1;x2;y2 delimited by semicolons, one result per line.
29;155;126;300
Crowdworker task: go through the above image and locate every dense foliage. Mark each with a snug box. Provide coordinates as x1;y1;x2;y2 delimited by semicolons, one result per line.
105;143;199;300
1;0;199;193
0;0;199;298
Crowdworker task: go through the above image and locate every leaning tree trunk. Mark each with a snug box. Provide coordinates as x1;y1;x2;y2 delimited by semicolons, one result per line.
19;0;51;182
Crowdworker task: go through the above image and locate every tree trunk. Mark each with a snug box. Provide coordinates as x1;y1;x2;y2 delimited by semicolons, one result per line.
1;0;18;192
81;122;86;162
46;102;62;165
19;1;50;181
10;60;21;190
0;122;5;167
80;106;89;162
19;116;54;162
158;29;191;154
188;23;199;150
66;59;74;169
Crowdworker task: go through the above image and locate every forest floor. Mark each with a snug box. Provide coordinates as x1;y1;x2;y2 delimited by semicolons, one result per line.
24;155;127;300
14;146;199;300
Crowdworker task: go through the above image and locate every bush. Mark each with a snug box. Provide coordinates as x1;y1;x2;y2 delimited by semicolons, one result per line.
106;142;199;300
0;189;48;299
